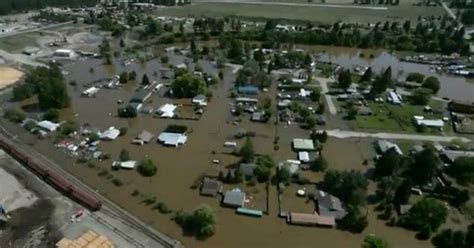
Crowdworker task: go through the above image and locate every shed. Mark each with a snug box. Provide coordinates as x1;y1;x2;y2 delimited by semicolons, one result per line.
137;130;154;143
112;161;136;169
223;190;246;208
293;139;315;151
414;118;444;128
298;152;310;163
200;178;223;197
287;212;335;227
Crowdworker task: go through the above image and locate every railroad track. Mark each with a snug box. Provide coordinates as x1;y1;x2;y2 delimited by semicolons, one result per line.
0;126;182;248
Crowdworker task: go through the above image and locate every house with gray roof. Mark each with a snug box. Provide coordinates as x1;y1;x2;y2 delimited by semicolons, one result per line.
130;89;152;103
239;163;257;178
312;190;346;220
223;190;246;208
200;178;223;197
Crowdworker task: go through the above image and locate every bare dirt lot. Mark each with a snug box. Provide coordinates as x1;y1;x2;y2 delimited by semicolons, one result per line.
0;66;23;89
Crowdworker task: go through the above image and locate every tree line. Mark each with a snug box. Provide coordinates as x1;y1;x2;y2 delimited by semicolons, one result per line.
0;0;96;15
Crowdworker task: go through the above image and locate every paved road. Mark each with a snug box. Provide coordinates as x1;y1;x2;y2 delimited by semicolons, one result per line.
440;1;457;20
194;0;388;10
0;49;45;67
315;76;338;115
327;129;471;143
0;21;73;39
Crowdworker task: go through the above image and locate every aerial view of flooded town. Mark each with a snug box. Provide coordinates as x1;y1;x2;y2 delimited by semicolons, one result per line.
0;0;473;247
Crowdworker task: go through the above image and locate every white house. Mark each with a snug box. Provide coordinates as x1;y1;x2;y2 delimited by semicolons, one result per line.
37;120;60;132
156;104;177;118
99;127;120;141
53;49;77;59
112;160;136;169
158;132;187;147
413;116;444;128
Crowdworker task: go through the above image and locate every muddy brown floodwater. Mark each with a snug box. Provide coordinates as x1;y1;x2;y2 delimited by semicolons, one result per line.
314;48;474;102
0;53;446;248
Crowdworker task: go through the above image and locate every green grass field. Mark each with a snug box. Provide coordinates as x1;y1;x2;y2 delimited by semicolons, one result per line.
355;100;448;134
0;32;40;52
155;2;445;24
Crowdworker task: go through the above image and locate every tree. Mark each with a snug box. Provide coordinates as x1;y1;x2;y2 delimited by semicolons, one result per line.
119;38;125;48
406;72;425;84
190;37;197;54
410;146;439;185
399;198;448;232
119;71;129;84
277;166;291;184
393;179;412;206
119;149;130;161
137;159;157;177
374;148;401;178
43;108;60;122
347;106;358;120
461;9;474;25
118;105;137;118
422;76;441;94
338;207;368;233
446;156;474;185
418;225;432;240
305;116;316;129
432;229;467;248
411;88;432;105
239;137;255;163
372;67;392;95
171;73;207;98
403;20;411;33
338;69;352;89
4;108;26;123
362;235;389;248
311;154;328;172
359;67;373;83
174;205;217;239
321;170;369;207
142;74;150;86
254;164;271;182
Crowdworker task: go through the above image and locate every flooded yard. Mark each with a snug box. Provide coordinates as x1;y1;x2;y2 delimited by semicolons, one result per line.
0;50;456;248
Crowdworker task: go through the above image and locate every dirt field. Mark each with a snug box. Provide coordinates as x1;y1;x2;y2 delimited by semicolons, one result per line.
0;66;23;89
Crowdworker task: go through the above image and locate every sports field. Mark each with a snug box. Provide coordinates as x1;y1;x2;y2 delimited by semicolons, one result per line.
155;1;445;23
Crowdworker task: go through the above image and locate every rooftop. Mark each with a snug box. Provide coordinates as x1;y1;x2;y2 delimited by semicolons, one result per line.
223;190;245;208
200;178;222;197
375;139;403;156
293;138;315;151
157;132;187;147
137;130;154;143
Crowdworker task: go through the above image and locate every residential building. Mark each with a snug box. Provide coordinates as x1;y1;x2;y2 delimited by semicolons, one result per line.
192;94;207;106
156;104;177;118
237;85;259;95
413;116;444;128
157;132;187;147
312;190;347;220
99;127;120;141
112;160;137;169
136;130;154;143
374;140;403;156
200;178;223;197
286;212;335;227
130;89;152;103
293;138;315;151
53;49;77;59
37;120;60;132
239;163;257;177
223;190;246;208
441;150;474;164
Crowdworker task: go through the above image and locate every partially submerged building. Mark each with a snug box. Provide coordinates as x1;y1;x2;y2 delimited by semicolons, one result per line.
223;190;246;208
157;132;187;147
200;178;223;197
130;89;152;103
374;139;403;156
312;190;347;220
292;139;315;151
156;104;177;118
287;212;335;227
239;163;257;178
99;127;120;141
37;120;60;132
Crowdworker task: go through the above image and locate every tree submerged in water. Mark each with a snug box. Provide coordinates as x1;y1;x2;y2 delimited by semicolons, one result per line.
174;204;217;239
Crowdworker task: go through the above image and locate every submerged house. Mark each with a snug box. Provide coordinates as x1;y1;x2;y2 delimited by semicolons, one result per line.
223;190;246;208
157;132;187;147
130;89;152;103
237;85;259;95
200;178;223;197
312;190;347;220
374;139;403;156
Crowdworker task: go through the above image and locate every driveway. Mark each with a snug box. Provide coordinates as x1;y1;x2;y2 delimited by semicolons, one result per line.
316;76;337;115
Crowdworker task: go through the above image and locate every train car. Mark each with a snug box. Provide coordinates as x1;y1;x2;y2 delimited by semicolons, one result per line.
26;159;49;177
71;187;102;211
48;172;73;193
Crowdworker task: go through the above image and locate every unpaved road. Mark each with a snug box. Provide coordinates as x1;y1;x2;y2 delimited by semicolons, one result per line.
316;76;338;115
327;129;471;143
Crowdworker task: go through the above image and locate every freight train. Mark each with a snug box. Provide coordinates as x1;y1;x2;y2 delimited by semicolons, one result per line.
0;135;102;211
